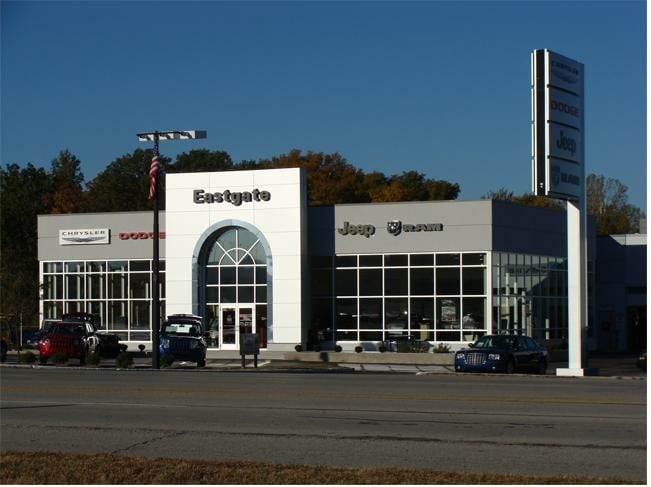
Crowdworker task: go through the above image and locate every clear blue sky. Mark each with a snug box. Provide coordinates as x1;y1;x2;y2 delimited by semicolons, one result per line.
1;1;646;210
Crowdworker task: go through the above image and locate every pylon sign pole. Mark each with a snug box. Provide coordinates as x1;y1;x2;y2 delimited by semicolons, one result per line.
531;50;591;376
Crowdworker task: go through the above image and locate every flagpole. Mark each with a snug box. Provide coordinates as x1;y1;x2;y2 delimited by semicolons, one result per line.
137;130;206;370
151;132;161;370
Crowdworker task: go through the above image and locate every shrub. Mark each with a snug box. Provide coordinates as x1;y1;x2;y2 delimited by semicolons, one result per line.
354;345;363;353
51;352;69;365
115;351;133;369
433;343;451;353
334;345;342;353
19;351;37;364
378;345;387;353
294;344;303;352
159;354;175;368
86;352;101;366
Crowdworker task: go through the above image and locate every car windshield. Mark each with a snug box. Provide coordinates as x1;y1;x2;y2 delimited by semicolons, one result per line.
163;323;201;336
472;336;516;349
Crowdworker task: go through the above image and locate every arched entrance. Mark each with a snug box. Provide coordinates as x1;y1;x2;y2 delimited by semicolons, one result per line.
197;225;270;350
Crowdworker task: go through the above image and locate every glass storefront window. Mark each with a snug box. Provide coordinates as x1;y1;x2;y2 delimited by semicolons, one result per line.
462;268;485;295
410;254;434;266
130;260;150;272
437;253;460;266
359;255;382;267
336;269;357;296
129;274;150;299
65;262;85;273
384;268;408;295
359;269;382;296
65;275;84;299
87;261;106;272
41;259;165;342
384;254;407;267
336;298;357;329
410;268;434;296
436;267;460;295
437;297;460;329
43;275;63;300
108;261;128;272
44;262;63;273
359;298;382;329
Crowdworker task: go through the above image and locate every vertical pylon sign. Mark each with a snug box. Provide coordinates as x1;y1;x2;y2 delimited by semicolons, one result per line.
531;50;590;376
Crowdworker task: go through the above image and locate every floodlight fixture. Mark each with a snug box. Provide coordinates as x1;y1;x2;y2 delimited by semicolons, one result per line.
137;130;207;142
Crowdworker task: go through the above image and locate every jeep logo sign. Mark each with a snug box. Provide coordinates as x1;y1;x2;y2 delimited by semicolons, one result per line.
338;222;376;238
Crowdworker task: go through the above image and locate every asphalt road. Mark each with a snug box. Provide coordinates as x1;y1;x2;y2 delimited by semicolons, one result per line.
0;367;646;482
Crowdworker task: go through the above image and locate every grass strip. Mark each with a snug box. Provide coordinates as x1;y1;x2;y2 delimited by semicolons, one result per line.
0;451;641;485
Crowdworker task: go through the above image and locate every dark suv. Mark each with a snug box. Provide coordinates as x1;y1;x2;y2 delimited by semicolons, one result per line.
159;314;207;367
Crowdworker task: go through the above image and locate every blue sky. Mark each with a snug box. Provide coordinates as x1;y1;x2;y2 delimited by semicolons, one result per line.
1;1;646;210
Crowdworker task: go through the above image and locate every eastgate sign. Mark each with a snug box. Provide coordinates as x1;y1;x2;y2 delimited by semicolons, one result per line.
193;189;271;206
338;220;444;238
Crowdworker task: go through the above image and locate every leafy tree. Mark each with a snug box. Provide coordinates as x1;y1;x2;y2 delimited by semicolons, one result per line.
586;174;642;234
0;163;51;324
85;149;171;212
168;149;234;173
484;173;643;234
257;149;370;205
369;170;460;202
49;150;85;213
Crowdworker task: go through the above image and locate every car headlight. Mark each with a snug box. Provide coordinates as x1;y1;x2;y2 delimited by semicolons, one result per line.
456;352;465;360
160;338;170;349
488;353;501;360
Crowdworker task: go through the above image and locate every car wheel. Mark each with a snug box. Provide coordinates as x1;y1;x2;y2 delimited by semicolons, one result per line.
79;353;86;366
39;354;48;365
505;359;515;374
0;342;7;363
536;359;548;375
197;358;206;368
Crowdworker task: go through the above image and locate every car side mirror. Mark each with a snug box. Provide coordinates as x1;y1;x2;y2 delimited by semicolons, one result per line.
468;342;475;348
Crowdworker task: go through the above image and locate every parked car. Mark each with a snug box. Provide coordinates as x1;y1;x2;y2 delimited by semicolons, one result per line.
454;334;549;374
62;313;121;358
37;322;97;365
24;319;60;349
160;314;207;367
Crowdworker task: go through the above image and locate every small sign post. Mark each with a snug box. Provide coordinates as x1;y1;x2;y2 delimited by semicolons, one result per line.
240;333;260;368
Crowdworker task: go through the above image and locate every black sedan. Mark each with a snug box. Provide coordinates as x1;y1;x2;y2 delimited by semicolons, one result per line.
455;335;549;374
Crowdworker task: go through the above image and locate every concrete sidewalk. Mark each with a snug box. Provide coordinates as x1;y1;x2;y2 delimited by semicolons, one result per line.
2;350;645;378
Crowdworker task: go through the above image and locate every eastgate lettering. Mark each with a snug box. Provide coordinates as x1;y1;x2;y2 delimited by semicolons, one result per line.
193;189;271;206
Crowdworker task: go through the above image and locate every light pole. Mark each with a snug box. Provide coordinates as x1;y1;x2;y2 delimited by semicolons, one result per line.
137;130;207;369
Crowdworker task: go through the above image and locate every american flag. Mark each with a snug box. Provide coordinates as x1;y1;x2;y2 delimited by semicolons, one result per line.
148;155;160;200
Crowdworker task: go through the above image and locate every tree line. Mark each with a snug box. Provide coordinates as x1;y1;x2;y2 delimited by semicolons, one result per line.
0;147;643;326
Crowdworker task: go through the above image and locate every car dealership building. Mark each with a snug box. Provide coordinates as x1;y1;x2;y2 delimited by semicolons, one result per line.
38;167;645;353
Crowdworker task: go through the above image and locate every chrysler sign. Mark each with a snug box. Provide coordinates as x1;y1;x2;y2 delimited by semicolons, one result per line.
60;228;110;245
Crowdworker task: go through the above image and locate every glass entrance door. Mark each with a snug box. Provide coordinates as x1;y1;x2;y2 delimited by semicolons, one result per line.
220;305;255;350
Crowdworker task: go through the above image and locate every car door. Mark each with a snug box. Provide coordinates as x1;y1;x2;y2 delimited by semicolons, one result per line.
514;336;533;369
